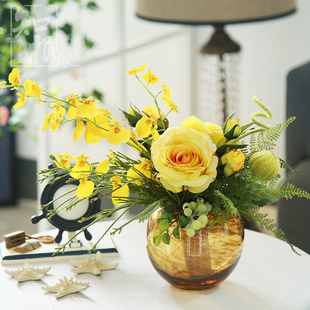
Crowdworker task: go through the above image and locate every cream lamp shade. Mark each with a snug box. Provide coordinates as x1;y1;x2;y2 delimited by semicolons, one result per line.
136;0;296;24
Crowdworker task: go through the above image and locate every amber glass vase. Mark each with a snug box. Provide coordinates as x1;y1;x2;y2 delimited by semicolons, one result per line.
146;209;244;290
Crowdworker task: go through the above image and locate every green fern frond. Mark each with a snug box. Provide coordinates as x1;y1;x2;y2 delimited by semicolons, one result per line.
279;158;304;175
249;117;296;154
279;183;310;200
241;209;300;255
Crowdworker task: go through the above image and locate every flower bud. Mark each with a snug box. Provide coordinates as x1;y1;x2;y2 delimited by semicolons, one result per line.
223;114;242;140
249;151;280;181
220;149;245;177
121;105;142;127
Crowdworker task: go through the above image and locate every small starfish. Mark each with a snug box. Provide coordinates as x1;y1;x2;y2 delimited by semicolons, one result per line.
41;277;89;298
5;262;51;282
70;251;118;275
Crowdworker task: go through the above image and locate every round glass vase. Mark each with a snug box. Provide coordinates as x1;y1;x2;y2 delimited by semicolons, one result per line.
146;209;244;290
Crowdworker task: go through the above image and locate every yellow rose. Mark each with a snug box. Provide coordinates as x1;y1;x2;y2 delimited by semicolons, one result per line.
205;122;224;146
220;149;245;177
181;116;224;146
151;127;218;193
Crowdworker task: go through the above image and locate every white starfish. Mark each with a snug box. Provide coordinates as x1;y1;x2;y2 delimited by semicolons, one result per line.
70;251;118;275
41;277;89;298
5;262;51;282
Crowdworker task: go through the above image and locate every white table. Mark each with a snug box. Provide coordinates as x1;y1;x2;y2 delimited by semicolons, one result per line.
1;220;310;310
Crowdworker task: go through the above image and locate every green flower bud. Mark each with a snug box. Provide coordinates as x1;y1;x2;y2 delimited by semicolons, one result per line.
249;151;280;181
223;114;242;140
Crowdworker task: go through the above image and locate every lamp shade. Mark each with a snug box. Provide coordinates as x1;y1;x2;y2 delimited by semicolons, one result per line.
136;0;296;25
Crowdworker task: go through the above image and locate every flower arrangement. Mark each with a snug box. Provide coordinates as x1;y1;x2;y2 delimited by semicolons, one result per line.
1;65;310;254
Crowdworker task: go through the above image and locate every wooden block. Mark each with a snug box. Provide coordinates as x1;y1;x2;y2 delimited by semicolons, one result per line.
4;231;25;249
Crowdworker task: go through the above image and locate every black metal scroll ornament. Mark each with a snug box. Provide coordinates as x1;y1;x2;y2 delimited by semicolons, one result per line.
31;173;101;244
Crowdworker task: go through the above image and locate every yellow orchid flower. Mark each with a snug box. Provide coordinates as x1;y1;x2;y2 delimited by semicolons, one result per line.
76;97;99;118
96;151;116;175
127;158;153;185
106;118;130;145
13;90;27;109
0;81;7;89
51;101;66;116
126;64;146;76
66;93;81;119
73;119;84;141
110;175;129;206
53;153;73;169
142;69;160;84
8;68;21;89
135;114;158;138
161;83;179;113
24;79;36;96
128;128;148;153
70;152;92;179
76;174;95;198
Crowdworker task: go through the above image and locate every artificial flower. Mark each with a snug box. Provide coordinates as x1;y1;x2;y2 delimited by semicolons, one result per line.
127;158;153;185
161;83;179;112
53;153;73;169
13;90;27;109
142;69;160;84
151;127;218;193
106;118;130;145
220;149;245;177
8;68;21;89
76;97;99;118
0;81;7;89
96;151;116;174
70;152;92;179
110;175;129;206
76;174;95;198
126;64;146;75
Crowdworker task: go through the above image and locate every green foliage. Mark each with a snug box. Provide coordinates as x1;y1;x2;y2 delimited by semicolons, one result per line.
248;117;295;154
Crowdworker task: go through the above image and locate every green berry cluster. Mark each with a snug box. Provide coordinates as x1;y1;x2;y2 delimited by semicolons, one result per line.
182;198;212;237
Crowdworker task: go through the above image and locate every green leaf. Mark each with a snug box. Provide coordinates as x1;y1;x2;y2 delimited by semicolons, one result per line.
216;144;247;158
179;215;187;227
84;36;95;49
153;232;162;246
172;227;180;239
60;23;73;44
162;232;170;245
87;1;99;10
91;89;104;102
49;0;67;4
158;219;169;232
161;211;173;222
49;154;56;161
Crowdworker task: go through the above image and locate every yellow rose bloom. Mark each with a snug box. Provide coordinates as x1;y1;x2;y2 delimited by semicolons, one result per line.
220;149;245;177
151;127;218;193
205;122;224;146
182;116;224;146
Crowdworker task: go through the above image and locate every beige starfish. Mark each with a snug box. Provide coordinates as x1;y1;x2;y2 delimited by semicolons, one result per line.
70;251;118;275
41;277;89;298
5;262;51;282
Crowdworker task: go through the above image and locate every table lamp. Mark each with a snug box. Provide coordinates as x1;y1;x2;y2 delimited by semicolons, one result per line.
136;0;296;123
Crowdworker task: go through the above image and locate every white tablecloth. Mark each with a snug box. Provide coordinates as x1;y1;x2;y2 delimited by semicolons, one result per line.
1;220;310;310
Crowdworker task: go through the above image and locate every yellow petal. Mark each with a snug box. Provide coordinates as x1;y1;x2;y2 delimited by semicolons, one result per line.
107;127;130;145
96;158;110;174
77;179;94;198
136;118;152;138
73;119;84;141
112;184;129;206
